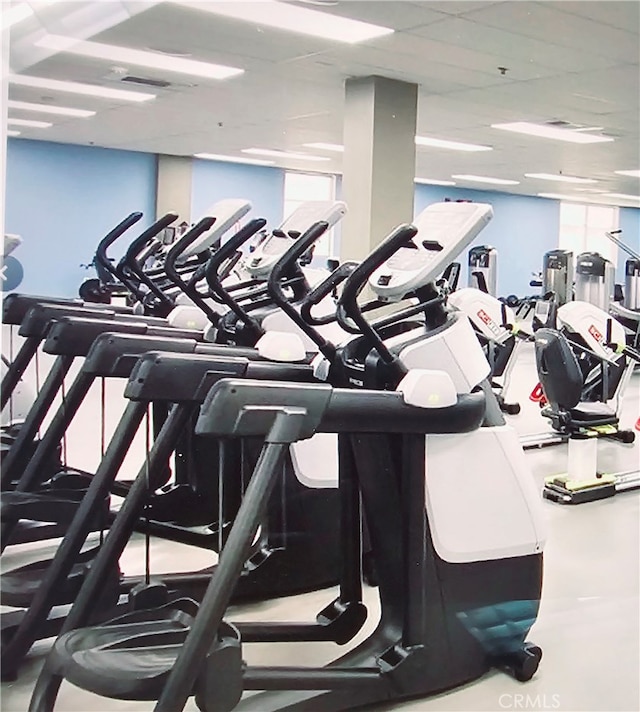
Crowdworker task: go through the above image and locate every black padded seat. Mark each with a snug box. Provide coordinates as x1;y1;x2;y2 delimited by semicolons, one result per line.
535;328;620;431
569;402;617;422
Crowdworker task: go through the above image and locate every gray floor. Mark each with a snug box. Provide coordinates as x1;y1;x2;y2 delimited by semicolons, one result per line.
1;342;639;711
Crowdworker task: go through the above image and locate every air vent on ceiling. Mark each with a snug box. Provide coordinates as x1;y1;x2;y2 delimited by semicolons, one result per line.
121;75;171;88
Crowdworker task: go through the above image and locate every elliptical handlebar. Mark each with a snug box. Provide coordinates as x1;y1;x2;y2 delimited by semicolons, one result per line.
336;224;417;367
123;212;179;270
300;261;358;326
116;212;179;309
164;217;221;325
165;217;216;275
94;212;144;281
204;217;267;336
266;221;336;359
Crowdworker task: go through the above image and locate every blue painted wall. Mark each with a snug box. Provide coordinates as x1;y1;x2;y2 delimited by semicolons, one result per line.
4;139;157;297
414;185;560;297
191;159;285;232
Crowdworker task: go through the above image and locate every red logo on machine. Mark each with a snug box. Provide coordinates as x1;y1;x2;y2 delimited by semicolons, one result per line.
588;324;603;344
477;309;493;326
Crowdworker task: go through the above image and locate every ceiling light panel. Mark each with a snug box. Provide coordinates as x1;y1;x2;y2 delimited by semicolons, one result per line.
172;0;393;44
7;100;95;118
7;118;53;128
602;193;640;201
195;153;275;166
414;178;457;186
36;35;244;80
538;193;591;202
7;130;22;137
303;142;345;153
524;173;598;184
452;174;520;186
415;136;492;152
242;148;330;162
614;170;640;178
9;74;156;102
492;122;614;144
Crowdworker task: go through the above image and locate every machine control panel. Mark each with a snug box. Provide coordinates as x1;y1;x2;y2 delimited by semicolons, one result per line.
370;202;494;302
246;200;347;278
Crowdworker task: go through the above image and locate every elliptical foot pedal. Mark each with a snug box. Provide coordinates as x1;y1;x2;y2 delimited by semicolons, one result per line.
543;474;616;504
52;598;199;700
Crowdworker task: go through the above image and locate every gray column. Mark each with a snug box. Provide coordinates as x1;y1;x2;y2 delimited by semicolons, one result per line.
156;155;193;222
341;76;418;263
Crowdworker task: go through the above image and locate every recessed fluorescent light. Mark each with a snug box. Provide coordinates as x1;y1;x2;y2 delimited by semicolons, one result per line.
2;2;33;30
7;130;21;137
303;142;345;153
9;74;155;102
415;136;492;152
7;100;95;118
194;153;275;166
492;122;614;144
574;188;607;193
172;0;393;44
524;172;598;184
538;193;598;202
7;118;53;128
414;178;457;186
242;148;330;162
452;174;520;186
602;193;640;201
36;35;244;80
615;169;640;178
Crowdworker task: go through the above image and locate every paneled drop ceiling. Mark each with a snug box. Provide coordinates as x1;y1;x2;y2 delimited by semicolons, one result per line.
6;0;640;204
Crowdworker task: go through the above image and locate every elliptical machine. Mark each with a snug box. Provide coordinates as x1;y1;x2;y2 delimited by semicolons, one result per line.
29;201;545;712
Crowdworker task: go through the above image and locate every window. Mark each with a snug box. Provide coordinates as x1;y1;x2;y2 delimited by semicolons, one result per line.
558;202;619;265
283;172;336;257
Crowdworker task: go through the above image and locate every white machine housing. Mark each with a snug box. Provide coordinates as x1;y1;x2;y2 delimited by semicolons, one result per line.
558;301;627;360
370;202;493;302
245;201;347;279
290;203;545;563
448;287;515;346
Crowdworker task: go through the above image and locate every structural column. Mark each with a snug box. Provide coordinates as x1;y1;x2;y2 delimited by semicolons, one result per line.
156;154;193;223
341;75;418;262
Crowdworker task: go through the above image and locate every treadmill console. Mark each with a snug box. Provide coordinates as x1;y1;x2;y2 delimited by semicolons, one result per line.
180;198;253;259
370;202;493;302
246;200;347;278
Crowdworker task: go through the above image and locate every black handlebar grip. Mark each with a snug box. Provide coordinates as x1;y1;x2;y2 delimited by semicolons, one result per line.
204;218;267;333
267;221;329;310
94;212;144;274
336;223;417;335
299;261;358;326
124;212;179;264
165;217;216;280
